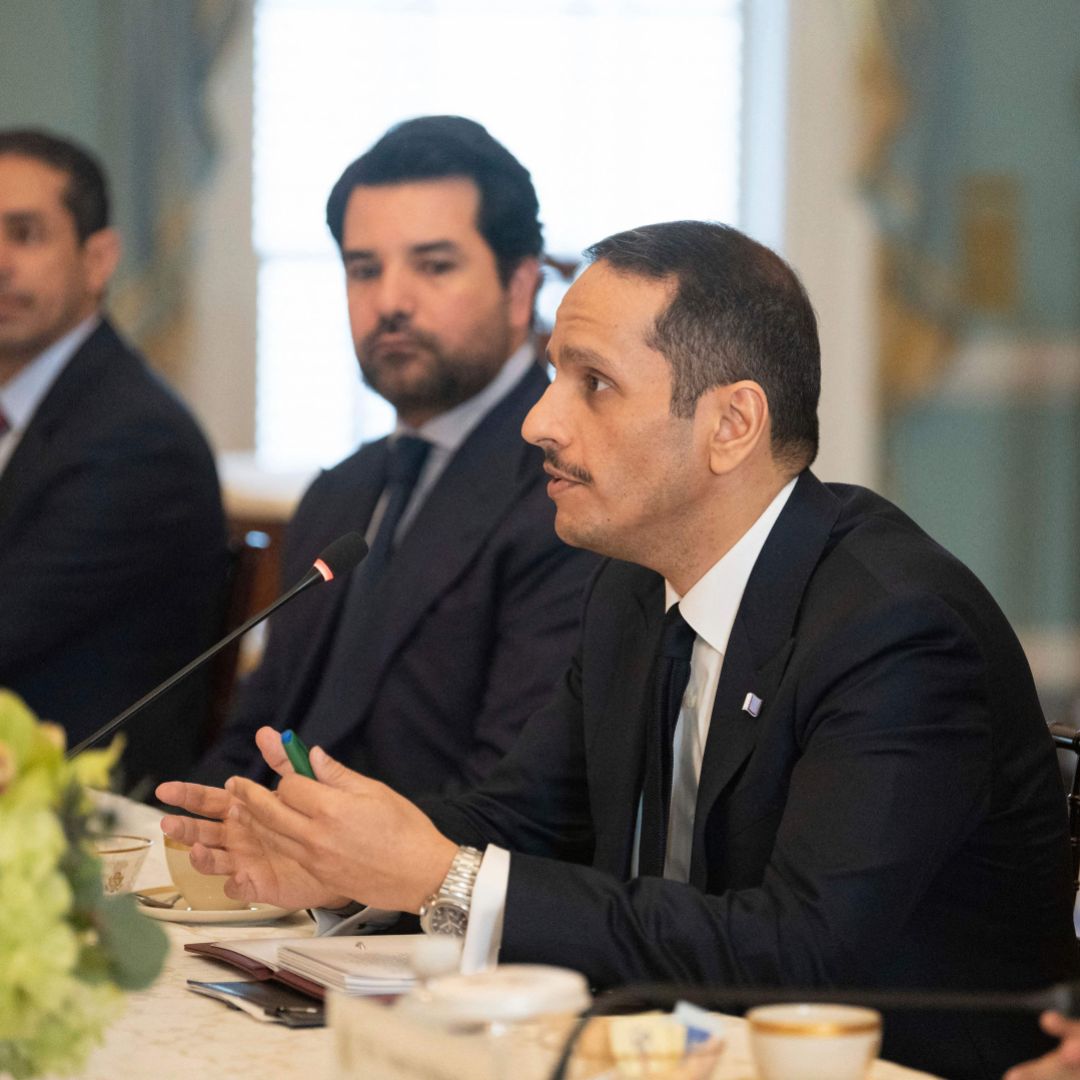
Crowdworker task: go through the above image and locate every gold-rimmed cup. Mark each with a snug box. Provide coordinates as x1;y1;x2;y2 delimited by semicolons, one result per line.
163;834;247;910
747;1003;882;1080
93;834;152;895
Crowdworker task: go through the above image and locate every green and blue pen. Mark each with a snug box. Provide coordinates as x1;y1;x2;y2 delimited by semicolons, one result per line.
281;729;316;779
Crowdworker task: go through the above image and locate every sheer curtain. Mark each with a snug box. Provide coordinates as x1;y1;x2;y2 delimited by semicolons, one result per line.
253;0;744;470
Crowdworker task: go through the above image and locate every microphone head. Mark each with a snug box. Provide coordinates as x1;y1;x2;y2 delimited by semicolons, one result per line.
313;532;368;582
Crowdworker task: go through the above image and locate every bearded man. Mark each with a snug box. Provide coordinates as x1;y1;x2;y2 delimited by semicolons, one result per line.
192;116;595;798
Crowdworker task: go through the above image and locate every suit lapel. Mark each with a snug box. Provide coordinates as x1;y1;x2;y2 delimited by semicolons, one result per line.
299;364;548;750
689;471;841;887
0;323;114;535
275;445;388;734
0;418;53;534
588;570;664;877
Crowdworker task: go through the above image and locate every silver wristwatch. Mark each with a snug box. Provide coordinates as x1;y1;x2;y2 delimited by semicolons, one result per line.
419;846;483;937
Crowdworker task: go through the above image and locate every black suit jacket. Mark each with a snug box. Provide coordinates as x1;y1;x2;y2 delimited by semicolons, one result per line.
425;471;1077;1079
0;319;227;790
195;361;597;799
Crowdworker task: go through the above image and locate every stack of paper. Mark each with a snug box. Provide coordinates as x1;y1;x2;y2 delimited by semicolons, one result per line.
276;935;425;994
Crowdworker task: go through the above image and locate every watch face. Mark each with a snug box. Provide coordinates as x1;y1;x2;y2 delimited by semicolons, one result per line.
427;898;468;937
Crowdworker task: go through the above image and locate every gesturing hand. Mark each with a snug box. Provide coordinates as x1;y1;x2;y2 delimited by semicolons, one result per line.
225;736;458;914
154;775;346;912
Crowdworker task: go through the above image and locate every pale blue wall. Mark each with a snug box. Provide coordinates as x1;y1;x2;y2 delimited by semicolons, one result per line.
880;1;1080;710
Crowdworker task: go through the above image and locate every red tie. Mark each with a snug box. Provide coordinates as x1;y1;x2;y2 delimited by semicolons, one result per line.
0;408;10;437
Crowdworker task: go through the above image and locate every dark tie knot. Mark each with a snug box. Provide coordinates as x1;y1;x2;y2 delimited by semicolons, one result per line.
387;435;431;487
660;604;697;661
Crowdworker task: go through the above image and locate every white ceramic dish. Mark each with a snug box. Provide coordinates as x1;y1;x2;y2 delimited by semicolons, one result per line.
136;885;295;924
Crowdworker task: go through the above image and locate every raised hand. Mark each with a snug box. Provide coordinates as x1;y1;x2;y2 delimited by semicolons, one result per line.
155;771;346;912
225;741;457;914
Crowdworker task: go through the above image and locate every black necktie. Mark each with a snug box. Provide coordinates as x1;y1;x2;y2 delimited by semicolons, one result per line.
0;408;10;437
360;435;432;579
297;435;431;741
639;603;697;877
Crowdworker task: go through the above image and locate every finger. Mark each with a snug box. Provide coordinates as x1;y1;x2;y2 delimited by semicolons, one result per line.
225;869;261;904
273;767;373;820
190;841;236;877
1040;1012;1068;1036
309;745;373;794
228;799;315;871
226;779;316;862
161;813;227;848
156;780;232;819
1004;1056;1060;1080
256;726;293;777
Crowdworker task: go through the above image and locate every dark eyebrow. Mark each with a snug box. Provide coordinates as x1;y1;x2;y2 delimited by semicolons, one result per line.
2;210;46;228
341;239;462;265
410;240;461;258
342;248;377;264
556;344;612;370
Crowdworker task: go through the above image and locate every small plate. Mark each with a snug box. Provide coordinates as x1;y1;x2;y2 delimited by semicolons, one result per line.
135;885;296;924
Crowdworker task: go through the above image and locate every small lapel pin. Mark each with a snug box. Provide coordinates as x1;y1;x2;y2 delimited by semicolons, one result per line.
742;692;763;717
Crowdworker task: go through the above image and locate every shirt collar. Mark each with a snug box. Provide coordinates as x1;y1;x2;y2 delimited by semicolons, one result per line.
394;341;535;452
0;314;99;432
665;476;798;656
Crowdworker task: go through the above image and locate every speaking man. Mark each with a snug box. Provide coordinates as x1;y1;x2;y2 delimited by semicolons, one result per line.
192;117;596;797
161;221;1075;1079
0;129;227;789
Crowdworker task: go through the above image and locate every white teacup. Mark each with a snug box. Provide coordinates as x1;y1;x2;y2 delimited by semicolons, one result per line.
747;1003;882;1080
163;835;247;910
93;835;152;895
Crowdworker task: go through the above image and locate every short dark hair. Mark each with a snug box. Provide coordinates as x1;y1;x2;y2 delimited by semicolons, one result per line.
587;221;820;472
0;129;110;243
326;116;542;285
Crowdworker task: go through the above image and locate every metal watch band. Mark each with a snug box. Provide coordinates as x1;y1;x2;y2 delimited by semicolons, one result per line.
420;845;483;935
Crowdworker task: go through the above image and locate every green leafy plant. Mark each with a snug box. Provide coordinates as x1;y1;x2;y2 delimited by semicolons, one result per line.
0;690;168;1078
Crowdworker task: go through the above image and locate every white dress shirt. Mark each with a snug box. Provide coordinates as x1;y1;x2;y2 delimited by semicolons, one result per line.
461;476;797;972
0;315;99;475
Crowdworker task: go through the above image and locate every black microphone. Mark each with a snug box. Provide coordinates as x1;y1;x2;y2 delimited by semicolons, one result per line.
66;532;368;759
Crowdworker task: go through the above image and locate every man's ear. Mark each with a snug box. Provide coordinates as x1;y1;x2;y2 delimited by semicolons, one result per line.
81;227;121;299
703;380;770;475
507;256;542;332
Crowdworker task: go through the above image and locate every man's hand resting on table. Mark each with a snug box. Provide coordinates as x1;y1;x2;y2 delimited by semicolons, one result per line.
155;726;458;915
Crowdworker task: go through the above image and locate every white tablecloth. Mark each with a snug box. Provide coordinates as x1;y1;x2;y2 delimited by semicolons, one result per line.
52;794;937;1080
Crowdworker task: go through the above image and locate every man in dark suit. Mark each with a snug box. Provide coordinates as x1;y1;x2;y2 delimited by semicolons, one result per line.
0;130;227;790
160;222;1075;1079
192;117;596;798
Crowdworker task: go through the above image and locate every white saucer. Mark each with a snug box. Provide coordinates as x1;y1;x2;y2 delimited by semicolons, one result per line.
136;885;296;924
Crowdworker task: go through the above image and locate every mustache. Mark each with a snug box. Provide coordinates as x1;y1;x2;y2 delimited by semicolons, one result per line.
361;313;440;354
542;448;592;485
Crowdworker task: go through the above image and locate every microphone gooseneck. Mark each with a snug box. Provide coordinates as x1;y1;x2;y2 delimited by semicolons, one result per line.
65;532;368;759
547;980;1080;1080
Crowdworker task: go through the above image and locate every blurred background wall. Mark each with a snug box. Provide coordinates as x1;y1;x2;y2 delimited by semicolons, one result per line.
1;0;1077;714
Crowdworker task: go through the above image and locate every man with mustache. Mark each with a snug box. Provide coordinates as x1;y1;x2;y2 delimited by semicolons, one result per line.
192;116;595;798
0;129;226;789
164;220;1074;1078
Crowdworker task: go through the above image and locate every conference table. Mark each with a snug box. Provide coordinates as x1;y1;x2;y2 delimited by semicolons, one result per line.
59;793;940;1080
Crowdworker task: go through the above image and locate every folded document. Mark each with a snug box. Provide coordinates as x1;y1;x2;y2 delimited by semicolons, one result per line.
186;934;436;998
278;936;418;994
